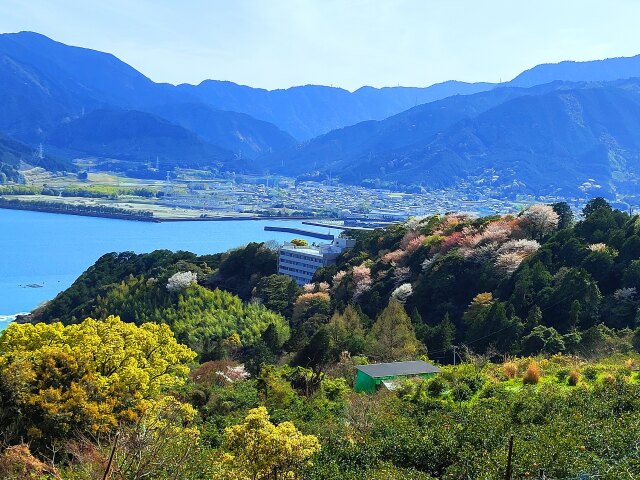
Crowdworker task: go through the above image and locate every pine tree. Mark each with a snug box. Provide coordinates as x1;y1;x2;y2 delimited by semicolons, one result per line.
526;305;542;332
368;299;423;361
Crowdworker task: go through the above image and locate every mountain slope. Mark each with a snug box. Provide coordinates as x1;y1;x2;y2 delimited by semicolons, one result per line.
356;80;640;195
268;79;640;197
510;55;640;88
47;109;238;172
178;80;496;140
147;103;296;159
0;32;298;166
0;132;74;182
262;81;576;176
0;31;182;109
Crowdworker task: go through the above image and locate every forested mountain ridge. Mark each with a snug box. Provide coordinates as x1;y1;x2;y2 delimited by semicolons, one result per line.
261;81;571;177
32;199;640;365
0;31;295;169
0;31;491;169
7;31;640;183
510;53;640;87
270;78;640;197
178;79;496;140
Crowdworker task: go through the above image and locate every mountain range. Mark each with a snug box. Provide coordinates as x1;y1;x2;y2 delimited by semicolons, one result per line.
269;79;640;196
3;31;640;197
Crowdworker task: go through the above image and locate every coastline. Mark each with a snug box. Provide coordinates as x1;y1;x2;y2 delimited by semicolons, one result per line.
0;312;27;331
0;204;326;223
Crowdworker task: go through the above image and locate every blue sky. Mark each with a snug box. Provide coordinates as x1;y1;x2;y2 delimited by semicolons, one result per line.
1;0;639;91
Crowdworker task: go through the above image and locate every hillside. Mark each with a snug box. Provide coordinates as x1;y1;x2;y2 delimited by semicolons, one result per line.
270;79;640;197
0;133;74;182
0;31;297;168
147;102;296;158
262;81;568;177
0;31;496;162
46;109;239;174
367;80;640;196
11;198;640;478
31;198;640;362
179;80;496;140
6;31;640;189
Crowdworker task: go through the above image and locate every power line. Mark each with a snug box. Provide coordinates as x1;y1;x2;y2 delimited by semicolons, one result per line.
424;278;598;358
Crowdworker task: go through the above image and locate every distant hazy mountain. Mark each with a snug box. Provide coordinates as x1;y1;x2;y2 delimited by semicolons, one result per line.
178;80;495;140
277;79;640;196
146;103;296;158
0;31;295;167
509;55;640;88
47;109;237;171
3;30;640;191
262;82;571;176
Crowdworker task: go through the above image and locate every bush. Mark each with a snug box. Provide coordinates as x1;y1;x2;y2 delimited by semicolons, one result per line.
568;369;580;386
583;366;599;381
600;373;616;385
426;376;447;397
556;368;569;382
503;361;518;379
452;382;473;402
523;361;541;385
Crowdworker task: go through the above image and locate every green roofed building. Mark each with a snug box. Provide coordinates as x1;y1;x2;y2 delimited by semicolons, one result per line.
354;360;440;393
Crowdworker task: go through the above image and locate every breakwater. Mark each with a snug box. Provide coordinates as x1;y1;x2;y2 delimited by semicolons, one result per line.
264;225;335;240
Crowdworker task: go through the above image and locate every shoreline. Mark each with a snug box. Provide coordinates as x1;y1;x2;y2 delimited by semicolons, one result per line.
0;204;329;223
0;312;28;330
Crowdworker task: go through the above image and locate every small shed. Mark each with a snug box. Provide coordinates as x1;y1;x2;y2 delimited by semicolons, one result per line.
354;360;440;393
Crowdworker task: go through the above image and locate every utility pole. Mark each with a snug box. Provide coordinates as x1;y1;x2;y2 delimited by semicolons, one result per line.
452;345;457;366
504;435;514;480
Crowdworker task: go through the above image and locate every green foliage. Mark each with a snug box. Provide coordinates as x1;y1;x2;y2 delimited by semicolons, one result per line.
206;242;279;300
0;316;196;452
0;197;153;218
368;299;424;361
252;274;299;316
92;279;289;360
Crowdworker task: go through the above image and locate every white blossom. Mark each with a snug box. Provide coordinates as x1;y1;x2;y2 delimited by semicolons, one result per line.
519;204;559;238
614;287;637;301
352;264;373;298
391;283;413;304
166;271;198;292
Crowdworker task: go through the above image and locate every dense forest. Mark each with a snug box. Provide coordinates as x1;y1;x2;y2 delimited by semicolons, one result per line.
34;198;640;365
2;198;640;478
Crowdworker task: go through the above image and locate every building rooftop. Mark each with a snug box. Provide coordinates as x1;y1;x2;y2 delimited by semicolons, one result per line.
280;244;324;256
355;360;440;378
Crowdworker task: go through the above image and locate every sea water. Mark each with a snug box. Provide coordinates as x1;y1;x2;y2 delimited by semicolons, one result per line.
0;209;340;326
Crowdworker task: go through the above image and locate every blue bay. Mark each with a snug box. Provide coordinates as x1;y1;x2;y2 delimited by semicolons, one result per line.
0;209;340;325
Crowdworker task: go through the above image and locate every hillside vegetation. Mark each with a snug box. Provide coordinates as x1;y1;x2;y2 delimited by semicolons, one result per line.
34;199;640;366
5;198;640;478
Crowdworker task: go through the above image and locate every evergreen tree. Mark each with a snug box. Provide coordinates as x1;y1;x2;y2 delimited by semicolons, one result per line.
552;201;575;230
569;300;582;329
583;197;612;218
368;299;423;361
438;312;456;353
294;328;332;371
525;305;542;332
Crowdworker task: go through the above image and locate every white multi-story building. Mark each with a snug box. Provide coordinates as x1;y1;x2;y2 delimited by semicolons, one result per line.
278;237;355;286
